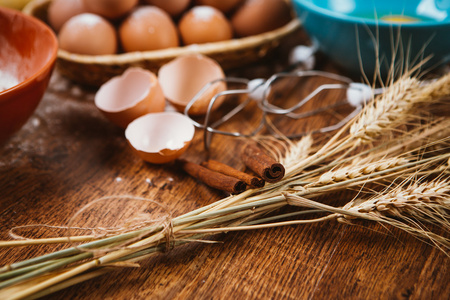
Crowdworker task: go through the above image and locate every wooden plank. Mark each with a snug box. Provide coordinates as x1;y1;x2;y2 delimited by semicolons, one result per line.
1;32;448;299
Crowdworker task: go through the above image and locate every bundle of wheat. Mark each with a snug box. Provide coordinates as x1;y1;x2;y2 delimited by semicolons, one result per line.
0;71;449;299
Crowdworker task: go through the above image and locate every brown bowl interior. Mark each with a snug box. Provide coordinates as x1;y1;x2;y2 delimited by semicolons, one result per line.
0;6;58;142
0;8;56;82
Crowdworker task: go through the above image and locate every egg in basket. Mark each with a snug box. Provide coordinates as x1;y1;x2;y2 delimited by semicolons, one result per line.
23;0;300;87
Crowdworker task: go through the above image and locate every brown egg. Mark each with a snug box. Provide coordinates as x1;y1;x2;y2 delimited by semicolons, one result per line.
158;54;226;116
82;0;138;19
179;6;233;45
143;0;191;16
119;6;179;52
231;0;291;37
195;0;244;13
125;112;195;164
58;13;117;55
95;68;166;128
48;0;88;32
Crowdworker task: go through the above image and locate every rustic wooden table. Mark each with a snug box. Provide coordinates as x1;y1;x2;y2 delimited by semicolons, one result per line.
1;29;449;299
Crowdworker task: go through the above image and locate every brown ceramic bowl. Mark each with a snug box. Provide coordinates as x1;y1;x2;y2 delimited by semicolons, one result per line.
0;6;58;143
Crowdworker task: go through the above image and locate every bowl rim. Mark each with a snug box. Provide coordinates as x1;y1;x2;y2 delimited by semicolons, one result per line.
0;6;58;98
292;0;450;28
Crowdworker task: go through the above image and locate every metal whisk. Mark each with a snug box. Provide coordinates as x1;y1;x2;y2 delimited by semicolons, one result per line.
184;45;383;150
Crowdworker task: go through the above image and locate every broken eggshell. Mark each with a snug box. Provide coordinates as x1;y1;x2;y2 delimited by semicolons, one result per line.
95;67;165;128
125;112;195;164
158;54;227;116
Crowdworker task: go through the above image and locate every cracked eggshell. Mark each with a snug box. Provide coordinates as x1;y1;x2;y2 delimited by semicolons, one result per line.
158;54;226;116
125;112;195;164
95;67;165;128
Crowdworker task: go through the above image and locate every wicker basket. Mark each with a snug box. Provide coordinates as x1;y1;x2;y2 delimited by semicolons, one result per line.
23;0;301;87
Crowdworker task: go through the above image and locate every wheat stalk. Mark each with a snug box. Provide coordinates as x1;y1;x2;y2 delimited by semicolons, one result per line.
281;73;449;180
350;73;450;143
0;72;449;299
341;179;450;227
314;157;410;186
281;135;313;168
350;77;421;142
420;72;450;99
284;177;450;252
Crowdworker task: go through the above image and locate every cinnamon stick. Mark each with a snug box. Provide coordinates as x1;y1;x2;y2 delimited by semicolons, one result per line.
177;159;247;194
201;160;265;189
241;143;285;183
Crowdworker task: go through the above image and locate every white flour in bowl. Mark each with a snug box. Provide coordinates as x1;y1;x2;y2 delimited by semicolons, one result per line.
0;70;19;92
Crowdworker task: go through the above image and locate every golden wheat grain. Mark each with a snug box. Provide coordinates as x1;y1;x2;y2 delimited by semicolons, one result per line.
282;135;313;170
313;157;409;186
341;180;450;226
350;76;422;142
420;72;450;99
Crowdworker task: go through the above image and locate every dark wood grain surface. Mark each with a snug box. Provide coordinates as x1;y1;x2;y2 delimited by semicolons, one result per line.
1;30;449;299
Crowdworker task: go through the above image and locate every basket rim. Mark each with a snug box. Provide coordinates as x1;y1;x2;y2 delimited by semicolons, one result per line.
23;0;302;65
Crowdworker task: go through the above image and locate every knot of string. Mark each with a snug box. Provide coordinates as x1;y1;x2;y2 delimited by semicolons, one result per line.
163;217;175;252
8;195;174;256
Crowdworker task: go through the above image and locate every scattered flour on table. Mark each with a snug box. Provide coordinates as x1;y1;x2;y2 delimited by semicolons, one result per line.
0;71;97;168
0;70;19;92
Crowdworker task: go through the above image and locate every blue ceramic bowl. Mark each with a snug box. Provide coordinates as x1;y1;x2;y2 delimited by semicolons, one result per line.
292;0;450;77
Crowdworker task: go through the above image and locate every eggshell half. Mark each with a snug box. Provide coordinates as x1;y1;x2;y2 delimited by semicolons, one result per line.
158;54;226;116
125;112;195;164
95;67;166;128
